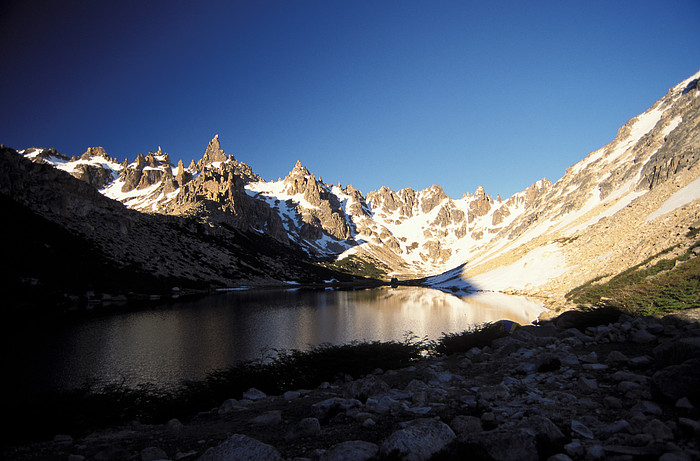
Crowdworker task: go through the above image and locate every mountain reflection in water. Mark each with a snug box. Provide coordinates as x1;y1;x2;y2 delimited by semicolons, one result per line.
6;287;545;392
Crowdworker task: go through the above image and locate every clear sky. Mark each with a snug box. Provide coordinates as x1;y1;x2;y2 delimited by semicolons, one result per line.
2;1;698;199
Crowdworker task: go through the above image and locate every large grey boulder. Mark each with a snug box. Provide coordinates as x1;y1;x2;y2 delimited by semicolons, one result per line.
319;440;379;461
380;418;455;461
198;434;282;461
343;375;390;401
652;358;700;403
653;336;700;367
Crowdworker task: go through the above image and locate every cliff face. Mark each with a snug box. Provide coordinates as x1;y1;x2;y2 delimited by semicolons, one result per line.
8;71;700;297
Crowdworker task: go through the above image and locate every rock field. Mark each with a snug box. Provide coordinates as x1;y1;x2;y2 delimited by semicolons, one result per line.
5;308;700;461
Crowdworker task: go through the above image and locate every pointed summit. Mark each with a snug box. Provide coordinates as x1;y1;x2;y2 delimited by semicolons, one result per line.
290;160;311;177
198;134;229;168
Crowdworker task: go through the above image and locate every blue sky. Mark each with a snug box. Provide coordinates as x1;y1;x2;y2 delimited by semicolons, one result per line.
2;1;698;199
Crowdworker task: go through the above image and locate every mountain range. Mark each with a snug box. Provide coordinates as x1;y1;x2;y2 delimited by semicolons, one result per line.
2;70;699;313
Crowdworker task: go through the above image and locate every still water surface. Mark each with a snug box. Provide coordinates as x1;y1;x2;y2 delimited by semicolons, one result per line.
7;287;545;393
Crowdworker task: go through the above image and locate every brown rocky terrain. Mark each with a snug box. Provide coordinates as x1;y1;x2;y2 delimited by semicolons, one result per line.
0;146;363;316
5;308;699;461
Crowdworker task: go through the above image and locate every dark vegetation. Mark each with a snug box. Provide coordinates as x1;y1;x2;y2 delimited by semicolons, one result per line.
566;237;700;316
5;336;424;446
0;194;206;320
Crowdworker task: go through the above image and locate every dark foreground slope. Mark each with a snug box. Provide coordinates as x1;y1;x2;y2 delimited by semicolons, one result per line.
3;308;699;460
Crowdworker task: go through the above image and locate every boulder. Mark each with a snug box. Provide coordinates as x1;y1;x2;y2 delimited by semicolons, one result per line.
652;358;700;403
319;440;379;461
653;336;700;367
312;398;362;422
198;434;282;461
471;427;539;461
250;410;282;426
380;418;455;461
285;417;321;441
343;375;390;401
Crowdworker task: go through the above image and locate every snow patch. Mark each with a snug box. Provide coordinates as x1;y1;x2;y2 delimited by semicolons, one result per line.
467;243;568;291
645;176;700;223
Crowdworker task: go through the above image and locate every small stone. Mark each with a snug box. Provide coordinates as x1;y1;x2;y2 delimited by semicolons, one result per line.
643;419;673;442
283;390;301;400
362;418;376;428
312;397;362;422
659;453;692;461
635;400;662;416
141;446;168;461
582;363;608;371
678;417;700;435
251;410;282;426
578;376;597;393
242;388;267;401
450;415;483;441
53;434;73;445
586;444;605;460
632;329;657;344
166;418;183;432
547;455;573;461
571;420;594;439
629;355;653;368
565;440;585;458
606;350;629;365
94;447;131;461
477;383;510;401
676;397;694;409
604;396;622;409
579;351;598;363
285;417;321;441
218;398;244;414
606;419;631;435
475;427;538;461
406;406;432;415
617;381;640;393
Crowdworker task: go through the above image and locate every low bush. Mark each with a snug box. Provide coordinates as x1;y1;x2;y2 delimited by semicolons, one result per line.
432;320;516;356
566;243;700;316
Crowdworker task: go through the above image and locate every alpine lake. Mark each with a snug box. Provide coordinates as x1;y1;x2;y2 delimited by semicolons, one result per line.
5;286;546;395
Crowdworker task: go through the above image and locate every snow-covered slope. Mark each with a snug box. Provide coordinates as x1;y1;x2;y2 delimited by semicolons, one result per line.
17;70;700;298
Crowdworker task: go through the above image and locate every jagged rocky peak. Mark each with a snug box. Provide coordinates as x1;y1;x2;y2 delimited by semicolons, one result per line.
523;178;551;203
80;146;108;160
420;184;448;214
366;186;401;213
198;134;229;169
468;185;493;218
289;160;312;177
283;161;318;195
